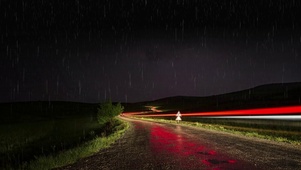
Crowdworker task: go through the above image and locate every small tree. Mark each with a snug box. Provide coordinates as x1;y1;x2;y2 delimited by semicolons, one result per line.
97;101;124;125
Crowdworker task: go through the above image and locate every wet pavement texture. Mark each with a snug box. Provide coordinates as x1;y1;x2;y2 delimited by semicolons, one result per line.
57;117;301;170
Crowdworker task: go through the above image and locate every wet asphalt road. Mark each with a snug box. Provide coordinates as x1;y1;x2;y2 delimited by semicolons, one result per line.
58;116;301;170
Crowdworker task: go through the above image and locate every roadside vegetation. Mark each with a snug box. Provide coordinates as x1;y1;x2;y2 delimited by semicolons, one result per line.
28;118;128;170
137;117;301;145
0;101;128;170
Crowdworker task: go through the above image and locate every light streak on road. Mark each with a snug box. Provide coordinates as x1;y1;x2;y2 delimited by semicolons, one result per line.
145;106;163;112
124;105;301;119
203;115;301;120
182;105;301;116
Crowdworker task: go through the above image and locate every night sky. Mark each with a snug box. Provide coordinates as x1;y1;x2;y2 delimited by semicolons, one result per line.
1;0;301;103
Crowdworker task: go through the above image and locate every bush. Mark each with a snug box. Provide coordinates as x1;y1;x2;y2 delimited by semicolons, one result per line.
97;101;124;126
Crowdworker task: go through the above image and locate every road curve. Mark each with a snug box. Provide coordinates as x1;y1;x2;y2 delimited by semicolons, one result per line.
58;116;301;170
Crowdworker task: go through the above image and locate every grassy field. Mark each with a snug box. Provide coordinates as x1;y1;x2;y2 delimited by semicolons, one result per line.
0;101;128;170
28;117;129;170
0;116;100;169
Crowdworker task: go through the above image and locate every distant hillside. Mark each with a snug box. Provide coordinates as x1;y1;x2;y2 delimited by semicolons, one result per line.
2;82;301;118
0;101;98;123
140;82;301;112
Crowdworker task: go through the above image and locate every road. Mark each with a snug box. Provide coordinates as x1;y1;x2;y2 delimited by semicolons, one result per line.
58;116;301;170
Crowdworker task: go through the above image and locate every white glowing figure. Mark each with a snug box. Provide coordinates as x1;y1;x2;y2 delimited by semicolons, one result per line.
176;111;182;123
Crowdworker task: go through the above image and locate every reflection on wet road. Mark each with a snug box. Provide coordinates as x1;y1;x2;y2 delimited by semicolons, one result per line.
149;125;240;169
133;120;253;170
59;117;301;169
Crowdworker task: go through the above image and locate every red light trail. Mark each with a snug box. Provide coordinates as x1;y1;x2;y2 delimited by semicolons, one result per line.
124;105;301;118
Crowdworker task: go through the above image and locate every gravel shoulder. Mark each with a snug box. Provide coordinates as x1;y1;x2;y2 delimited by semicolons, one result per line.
57;117;301;170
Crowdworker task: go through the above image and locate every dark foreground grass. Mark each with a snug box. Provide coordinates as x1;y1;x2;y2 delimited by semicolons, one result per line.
28;118;129;170
137;117;301;145
0;102;129;170
0;117;128;170
0;116;100;169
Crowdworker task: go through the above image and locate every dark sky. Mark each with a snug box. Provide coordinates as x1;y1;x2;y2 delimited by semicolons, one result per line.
1;0;301;103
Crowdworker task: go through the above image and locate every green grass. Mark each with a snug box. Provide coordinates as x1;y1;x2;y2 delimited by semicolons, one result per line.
0;116;101;169
137;117;301;145
0;116;98;152
27;118;129;170
0;117;128;170
0;102;129;170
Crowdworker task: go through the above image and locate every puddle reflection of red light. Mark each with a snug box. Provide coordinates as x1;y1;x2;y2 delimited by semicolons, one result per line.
208;150;216;155
150;125;238;169
150;125;184;154
202;159;211;166
228;159;236;164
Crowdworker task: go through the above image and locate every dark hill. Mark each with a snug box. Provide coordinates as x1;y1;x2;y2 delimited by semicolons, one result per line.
1;82;301;118
141;82;301;112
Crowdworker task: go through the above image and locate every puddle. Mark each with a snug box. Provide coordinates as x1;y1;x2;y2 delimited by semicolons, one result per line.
150;125;240;169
